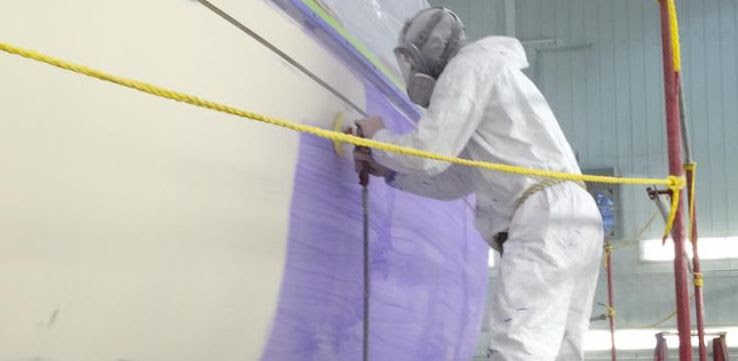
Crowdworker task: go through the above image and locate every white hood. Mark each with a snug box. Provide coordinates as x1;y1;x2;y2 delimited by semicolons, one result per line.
469;36;529;70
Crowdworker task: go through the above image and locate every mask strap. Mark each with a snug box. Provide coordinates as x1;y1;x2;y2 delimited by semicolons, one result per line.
401;8;446;75
436;18;464;75
411;9;446;48
397;8;460;77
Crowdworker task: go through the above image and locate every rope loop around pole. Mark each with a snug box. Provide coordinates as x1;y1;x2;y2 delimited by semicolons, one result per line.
693;273;704;288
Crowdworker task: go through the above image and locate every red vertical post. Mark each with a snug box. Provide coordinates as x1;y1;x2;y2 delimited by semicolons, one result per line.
605;243;617;361
657;1;693;360
685;162;707;361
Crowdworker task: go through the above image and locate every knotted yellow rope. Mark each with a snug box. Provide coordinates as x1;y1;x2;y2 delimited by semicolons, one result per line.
606;305;617;319
693;272;704;288
0;40;685;238
603;243;614;269
684;162;697;241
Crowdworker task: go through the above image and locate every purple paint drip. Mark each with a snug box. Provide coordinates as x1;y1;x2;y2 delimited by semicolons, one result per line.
261;83;488;361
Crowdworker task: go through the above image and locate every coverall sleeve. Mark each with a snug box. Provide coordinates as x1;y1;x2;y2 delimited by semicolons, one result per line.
372;50;497;177
386;162;475;201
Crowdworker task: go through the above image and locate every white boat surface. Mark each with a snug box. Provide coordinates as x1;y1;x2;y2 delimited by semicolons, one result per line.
0;1;363;360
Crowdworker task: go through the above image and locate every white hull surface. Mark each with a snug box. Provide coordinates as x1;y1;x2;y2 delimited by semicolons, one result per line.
0;1;363;360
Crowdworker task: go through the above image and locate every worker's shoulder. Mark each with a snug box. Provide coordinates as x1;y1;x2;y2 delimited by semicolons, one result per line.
456;36;529;70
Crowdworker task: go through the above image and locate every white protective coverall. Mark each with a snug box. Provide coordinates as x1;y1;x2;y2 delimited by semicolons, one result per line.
372;36;604;361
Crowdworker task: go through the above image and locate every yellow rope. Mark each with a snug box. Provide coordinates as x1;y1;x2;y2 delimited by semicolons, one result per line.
0;42;677;187
662;177;684;240
693;272;704;288
606;305;617;319
635;309;678;329
0;40;685;237
684;162;697;241
666;0;682;72
618;293;696;329
612;212;660;251
603;243;613;269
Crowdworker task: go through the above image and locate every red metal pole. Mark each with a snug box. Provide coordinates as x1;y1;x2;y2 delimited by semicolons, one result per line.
605;243;617;361
685;162;707;361
657;1;693;360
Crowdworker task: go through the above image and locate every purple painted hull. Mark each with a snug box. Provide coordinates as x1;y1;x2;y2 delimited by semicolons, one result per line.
262;84;489;361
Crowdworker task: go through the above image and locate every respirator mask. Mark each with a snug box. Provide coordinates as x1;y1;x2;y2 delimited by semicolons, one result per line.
394;8;465;108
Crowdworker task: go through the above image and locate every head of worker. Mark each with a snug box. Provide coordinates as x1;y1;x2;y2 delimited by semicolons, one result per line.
394;7;466;108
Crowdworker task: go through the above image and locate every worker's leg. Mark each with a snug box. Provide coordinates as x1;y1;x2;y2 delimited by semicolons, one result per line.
554;186;604;361
551;184;603;361
487;182;603;361
555;248;602;361
486;239;573;361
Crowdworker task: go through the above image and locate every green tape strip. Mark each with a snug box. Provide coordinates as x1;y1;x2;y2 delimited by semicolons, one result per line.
300;0;405;89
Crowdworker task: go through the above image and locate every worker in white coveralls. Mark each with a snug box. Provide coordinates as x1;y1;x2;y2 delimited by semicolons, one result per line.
351;7;604;361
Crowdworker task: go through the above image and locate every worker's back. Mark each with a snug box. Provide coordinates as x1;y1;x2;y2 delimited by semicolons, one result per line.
456;36;582;238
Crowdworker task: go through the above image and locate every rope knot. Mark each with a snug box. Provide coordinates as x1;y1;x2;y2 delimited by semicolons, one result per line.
602;243;614;269
606;306;617;318
693;273;704;288
667;175;686;191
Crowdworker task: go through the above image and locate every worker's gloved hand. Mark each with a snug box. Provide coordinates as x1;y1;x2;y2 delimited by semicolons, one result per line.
353;147;393;178
354;116;385;139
